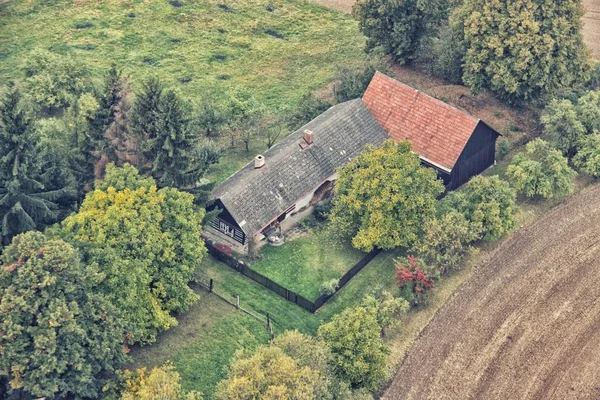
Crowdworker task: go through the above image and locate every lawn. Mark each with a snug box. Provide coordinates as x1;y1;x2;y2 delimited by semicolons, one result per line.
129;248;400;397
249;223;366;299
0;0;366;109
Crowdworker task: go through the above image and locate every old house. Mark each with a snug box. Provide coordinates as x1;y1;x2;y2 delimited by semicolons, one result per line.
206;72;500;253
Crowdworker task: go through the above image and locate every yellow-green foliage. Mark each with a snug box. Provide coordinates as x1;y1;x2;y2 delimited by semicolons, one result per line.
57;165;206;344
506;139;577;199
215;346;321;400
456;0;591;104
122;363;202;400
0;0;366;109
329;140;444;252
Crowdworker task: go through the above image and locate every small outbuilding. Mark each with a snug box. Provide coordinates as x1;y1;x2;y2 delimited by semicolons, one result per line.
206;72;501;253
363;72;501;190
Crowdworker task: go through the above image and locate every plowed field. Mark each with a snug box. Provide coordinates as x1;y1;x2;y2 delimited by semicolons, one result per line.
385;184;600;399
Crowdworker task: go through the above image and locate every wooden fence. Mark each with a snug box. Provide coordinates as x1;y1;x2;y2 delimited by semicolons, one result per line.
205;242;381;313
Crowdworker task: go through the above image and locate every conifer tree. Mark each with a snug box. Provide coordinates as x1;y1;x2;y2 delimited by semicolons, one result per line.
0;86;73;245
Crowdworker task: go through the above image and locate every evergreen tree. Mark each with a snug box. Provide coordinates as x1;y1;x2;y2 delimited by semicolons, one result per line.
0;86;73;245
130;77;163;150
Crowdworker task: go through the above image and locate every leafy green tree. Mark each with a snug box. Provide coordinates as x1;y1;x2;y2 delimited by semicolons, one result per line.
0;232;126;399
415;210;479;274
506;139;577;198
318;305;389;390
23;50;88;109
575;90;600;134
216;346;321;400
329;140;444;252
196;95;227;137
122;363;202;400
55;165;206;344
287;93;331;128
0;86;74;245
541;99;587;157
333;63;381;103
353;0;447;64
361;291;409;336
456;0;591;104
573;134;600;177
441;175;517;241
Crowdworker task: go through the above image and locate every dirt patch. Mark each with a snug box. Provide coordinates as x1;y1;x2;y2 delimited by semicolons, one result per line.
583;0;600;60
384;183;600;400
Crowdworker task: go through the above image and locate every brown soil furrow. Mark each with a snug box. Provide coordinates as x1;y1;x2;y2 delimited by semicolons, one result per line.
385;184;600;399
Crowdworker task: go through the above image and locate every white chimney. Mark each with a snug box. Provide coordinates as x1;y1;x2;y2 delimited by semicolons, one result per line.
303;129;313;145
255;154;265;169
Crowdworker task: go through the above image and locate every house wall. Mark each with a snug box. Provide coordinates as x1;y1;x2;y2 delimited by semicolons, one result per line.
206;200;247;246
449;122;499;190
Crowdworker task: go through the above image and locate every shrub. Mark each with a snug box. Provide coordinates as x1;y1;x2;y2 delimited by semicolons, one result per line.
415;211;479;275
441;175;517;242
320;278;339;296
497;138;510;160
573;134;600;177
122;363;202;399
394;256;436;306
313;200;332;221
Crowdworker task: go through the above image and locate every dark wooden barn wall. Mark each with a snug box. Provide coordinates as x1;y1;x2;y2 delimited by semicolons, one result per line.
449;122;499;190
207;200;247;245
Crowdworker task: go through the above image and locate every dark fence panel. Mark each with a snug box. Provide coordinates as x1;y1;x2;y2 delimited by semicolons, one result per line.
205;242;381;313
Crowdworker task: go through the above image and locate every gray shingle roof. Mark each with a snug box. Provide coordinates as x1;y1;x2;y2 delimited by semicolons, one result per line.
212;99;388;236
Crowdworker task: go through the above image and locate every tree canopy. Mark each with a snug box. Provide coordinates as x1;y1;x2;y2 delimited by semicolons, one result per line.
329;140;444;252
55;165;206;344
506;139;577;198
318;305;389;391
440;175;517;242
455;0;591;104
0;232;126;399
353;0;448;64
122;363;202;400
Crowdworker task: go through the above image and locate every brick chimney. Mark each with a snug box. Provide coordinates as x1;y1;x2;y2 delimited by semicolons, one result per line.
303;129;313;145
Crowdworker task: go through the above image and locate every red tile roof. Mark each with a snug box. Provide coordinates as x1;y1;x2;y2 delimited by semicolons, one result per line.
362;72;480;172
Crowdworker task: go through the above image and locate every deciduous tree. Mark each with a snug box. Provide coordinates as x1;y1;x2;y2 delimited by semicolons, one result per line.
329;140;444;252
318;306;389;390
541;99;587;157
55;165;206;344
0;232;126;399
353;0;447;64
394;256;436;306
122;363;202;400
506;139;577;198
456;0;591;104
440;175;517;241
573;134;600;177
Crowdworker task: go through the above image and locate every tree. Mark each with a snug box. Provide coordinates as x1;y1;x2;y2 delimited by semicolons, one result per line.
333;63;380;103
415;210;479;275
0;86;74;245
440;175;517;242
129;77;163;146
122;363;202;400
541;99;587;157
216;346;321;400
227;90;266;152
286;93;331;129
506;139;577;198
329;140;444;252
361;291;409;336
573;134;600;177
318;306;389;390
394;256;436;306
196;95;227;137
55;165;206;344
575;90;600;134
0;232;126;399
353;0;447;64
23;50;88;109
456;0;591;104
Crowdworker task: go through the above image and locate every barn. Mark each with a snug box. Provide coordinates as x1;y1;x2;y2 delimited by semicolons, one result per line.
363;72;501;190
206;72;500;253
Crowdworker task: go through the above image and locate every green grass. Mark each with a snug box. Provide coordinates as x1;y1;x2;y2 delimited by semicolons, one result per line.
249;225;365;299
0;0;366;109
130;248;401;397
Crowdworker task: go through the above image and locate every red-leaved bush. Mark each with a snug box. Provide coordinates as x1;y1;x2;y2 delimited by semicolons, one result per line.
394;256;435;306
216;243;232;256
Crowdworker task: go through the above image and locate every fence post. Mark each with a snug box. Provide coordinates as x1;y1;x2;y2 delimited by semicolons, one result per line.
266;313;271;330
235;295;240;309
209;279;214;293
